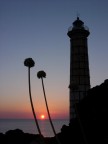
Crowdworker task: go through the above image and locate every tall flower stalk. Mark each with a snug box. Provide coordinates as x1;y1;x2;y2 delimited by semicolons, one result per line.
24;58;42;136
37;71;61;144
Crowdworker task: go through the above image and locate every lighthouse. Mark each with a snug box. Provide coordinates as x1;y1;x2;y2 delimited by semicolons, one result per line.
67;17;90;122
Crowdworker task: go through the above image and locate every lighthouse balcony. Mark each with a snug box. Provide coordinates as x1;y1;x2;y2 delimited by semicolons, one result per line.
68;25;89;32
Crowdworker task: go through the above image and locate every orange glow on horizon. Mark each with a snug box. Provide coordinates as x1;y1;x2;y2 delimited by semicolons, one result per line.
0;111;69;119
0;100;69;119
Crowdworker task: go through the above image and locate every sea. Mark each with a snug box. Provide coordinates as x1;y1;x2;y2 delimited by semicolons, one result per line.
0;119;69;137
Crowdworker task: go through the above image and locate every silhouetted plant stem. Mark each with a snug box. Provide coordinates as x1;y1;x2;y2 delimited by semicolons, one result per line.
41;78;55;132
41;77;61;144
24;58;45;144
28;68;46;144
28;67;41;135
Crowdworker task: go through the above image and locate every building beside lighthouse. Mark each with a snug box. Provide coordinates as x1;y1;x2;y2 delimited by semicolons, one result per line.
67;17;90;122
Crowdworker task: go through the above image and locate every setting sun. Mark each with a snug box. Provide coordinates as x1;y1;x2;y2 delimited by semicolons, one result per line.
40;114;45;120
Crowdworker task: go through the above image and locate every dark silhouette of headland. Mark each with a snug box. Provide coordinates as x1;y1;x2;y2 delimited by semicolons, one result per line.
59;79;108;144
0;79;108;144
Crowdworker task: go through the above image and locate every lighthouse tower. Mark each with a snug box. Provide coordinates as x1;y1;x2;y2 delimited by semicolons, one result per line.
67;17;90;122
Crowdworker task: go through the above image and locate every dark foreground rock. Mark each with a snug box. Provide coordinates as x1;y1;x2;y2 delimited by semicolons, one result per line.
58;79;108;144
0;79;108;144
0;129;44;144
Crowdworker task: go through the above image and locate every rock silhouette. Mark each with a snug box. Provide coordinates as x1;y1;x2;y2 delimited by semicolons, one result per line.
59;79;108;144
0;129;40;144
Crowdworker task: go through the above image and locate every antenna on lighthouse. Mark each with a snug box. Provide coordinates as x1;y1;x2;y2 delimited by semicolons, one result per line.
76;12;80;19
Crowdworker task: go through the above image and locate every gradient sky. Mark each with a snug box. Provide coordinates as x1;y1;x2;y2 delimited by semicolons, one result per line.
0;0;108;119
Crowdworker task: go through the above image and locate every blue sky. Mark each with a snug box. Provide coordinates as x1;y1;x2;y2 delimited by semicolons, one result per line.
0;0;108;119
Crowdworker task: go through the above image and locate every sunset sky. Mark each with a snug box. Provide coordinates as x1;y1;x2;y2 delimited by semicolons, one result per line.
0;0;108;119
